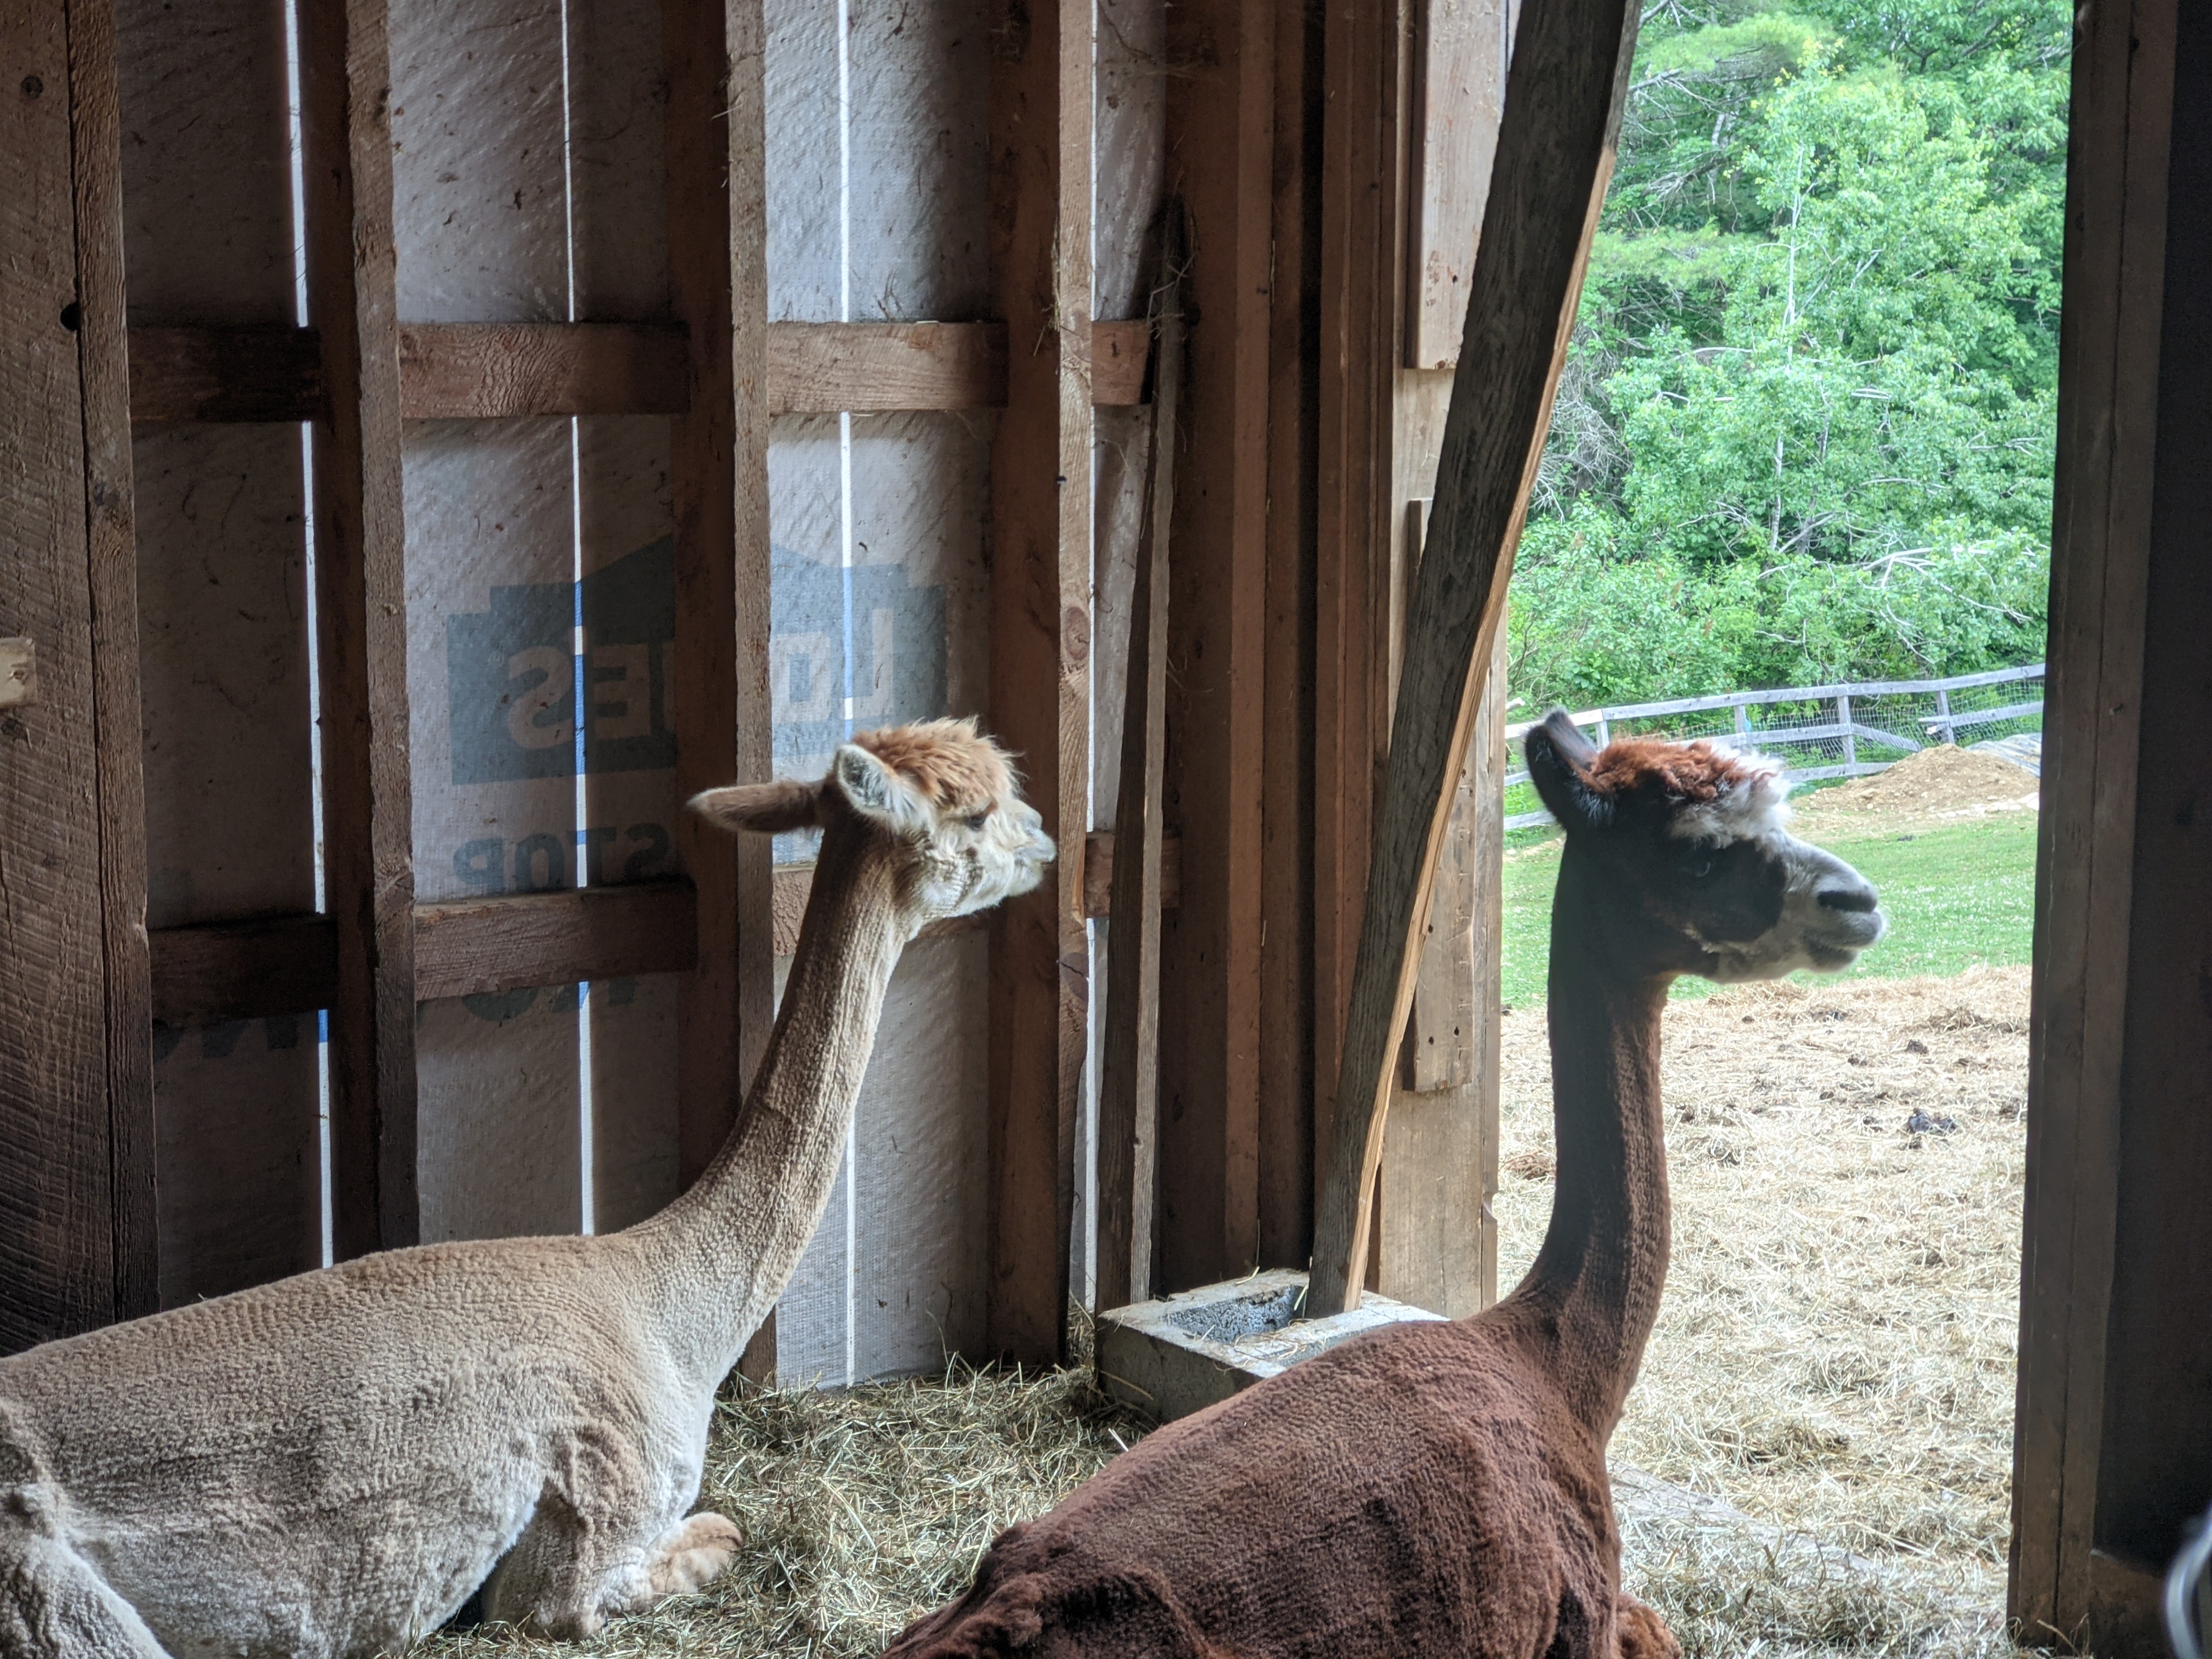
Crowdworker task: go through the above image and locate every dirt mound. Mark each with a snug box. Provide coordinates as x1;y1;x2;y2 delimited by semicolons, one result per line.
1797;742;2037;824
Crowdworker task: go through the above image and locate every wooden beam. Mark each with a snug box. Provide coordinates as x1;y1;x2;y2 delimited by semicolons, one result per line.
1154;0;1276;1296
144;837;1179;1028
128;326;325;422
397;322;687;418
70;0;157;1322
298;0;420;1259
1307;0;1639;1318
985;0;1093;1365
1256;0;1323;1276
663;0;775;1195
125;319;1155;424
1312;0;1401;1264
0;0;150;1350
414;883;699;1001
1097;210;1183;1313
2010;0;2177;1645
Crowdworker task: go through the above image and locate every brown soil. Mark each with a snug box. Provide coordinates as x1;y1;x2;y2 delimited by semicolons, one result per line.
1794;743;2038;829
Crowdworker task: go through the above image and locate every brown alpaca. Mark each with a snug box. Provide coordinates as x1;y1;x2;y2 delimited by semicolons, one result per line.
883;711;1886;1659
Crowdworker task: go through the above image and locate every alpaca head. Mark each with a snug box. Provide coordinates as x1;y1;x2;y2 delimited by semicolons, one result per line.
1524;708;1884;983
687;718;1054;934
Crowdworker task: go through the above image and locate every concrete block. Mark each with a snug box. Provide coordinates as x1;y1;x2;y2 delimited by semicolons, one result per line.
1095;1268;1447;1423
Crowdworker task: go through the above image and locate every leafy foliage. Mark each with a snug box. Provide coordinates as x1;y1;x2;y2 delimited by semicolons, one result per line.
1511;0;2068;710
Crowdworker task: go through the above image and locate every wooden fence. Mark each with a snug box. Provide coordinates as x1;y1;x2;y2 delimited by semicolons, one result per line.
1502;662;2045;830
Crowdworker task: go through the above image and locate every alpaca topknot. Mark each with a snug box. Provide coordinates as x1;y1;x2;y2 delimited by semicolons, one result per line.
851;718;1017;815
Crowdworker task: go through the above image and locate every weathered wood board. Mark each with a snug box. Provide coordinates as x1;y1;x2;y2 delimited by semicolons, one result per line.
117;0;324;1303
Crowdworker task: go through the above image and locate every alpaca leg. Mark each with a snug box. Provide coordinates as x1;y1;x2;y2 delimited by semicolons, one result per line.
0;1525;173;1658
482;1503;740;1637
642;1511;742;1599
1615;1594;1681;1659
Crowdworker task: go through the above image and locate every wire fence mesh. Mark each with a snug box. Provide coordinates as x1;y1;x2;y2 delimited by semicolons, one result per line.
1501;663;2045;830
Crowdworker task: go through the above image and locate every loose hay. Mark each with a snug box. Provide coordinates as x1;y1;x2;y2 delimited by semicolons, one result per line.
1500;966;2030;1656
412;1362;1147;1658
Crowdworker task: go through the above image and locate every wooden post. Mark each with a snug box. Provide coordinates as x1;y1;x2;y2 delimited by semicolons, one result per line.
662;0;776;1381
71;0;156;1321
298;0;419;1258
1307;0;1640;1318
985;0;1092;1363
1312;0;1399;1251
1154;0;1276;1295
1933;687;1954;745
1837;692;1857;771
1256;0;1323;1276
0;0;155;1348
1096;206;1183;1313
2010;0;2178;1647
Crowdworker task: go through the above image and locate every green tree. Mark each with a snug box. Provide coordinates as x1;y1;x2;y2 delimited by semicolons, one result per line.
1511;0;2066;709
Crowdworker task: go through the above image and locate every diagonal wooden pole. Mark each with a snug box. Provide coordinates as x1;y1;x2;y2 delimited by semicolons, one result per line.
1305;0;1641;1318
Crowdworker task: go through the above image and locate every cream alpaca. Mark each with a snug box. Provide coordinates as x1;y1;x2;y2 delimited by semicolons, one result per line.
0;720;1052;1658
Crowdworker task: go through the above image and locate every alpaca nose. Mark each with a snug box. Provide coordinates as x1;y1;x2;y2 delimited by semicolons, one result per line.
1817;878;1879;914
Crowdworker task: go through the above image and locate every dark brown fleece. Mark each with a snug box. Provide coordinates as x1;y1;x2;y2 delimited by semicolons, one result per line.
887;1308;1656;1658
878;724;1752;1659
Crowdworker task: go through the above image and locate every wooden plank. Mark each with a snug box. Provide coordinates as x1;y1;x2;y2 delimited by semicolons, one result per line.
985;0;1092;1364
397;321;687;417
298;0;421;1259
1409;0;1513;369
125;319;1154;422
1256;0;1322;1275
144;841;1182;1031
2081;0;2212;1610
1096;213;1182;1312
1377;635;1503;1317
2011;0;2176;1644
1151;0;1274;1298
1312;0;1399;1262
128;325;325;423
123;0;325;1308
70;0;159;1324
1307;0;1639;1318
769;321;1001;412
415;881;696;999
664;0;776;1218
1;0;116;1349
149;915;341;1025
1405;617;1479;1095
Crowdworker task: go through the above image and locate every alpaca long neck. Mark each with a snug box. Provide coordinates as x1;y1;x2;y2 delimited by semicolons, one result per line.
635;822;907;1387
1500;849;1672;1439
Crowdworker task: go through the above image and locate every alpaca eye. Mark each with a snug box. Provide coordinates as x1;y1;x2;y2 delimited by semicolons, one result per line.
1687;854;1715;879
964;810;991;833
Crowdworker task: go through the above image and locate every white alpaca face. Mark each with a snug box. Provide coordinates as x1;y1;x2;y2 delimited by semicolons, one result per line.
831;744;1054;928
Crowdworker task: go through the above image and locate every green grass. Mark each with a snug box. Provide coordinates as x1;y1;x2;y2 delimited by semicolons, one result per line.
1499;814;2040;1009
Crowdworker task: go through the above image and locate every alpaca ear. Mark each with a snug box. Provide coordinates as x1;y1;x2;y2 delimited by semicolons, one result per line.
833;743;932;836
1524;709;1612;834
688;780;821;836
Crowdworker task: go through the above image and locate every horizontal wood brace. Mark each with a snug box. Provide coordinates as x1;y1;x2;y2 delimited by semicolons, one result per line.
126;320;1152;424
149;831;1178;1025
